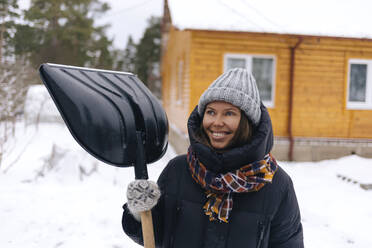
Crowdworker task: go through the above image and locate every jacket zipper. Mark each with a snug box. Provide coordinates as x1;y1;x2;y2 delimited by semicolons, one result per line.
170;204;181;248
257;221;265;248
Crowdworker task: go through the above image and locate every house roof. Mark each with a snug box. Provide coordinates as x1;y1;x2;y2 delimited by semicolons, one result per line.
167;0;372;39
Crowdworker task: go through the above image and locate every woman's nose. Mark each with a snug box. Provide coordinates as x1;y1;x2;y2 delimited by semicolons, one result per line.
213;115;224;126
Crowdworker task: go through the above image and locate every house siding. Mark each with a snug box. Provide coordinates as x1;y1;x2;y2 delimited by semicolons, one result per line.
293;39;372;139
162;29;372;145
188;30;293;137
162;28;191;133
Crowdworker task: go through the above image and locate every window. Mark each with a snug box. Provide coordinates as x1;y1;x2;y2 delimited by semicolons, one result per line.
224;54;276;107
347;59;372;109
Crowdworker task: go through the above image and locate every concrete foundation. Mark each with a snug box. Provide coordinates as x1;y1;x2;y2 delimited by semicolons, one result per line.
271;137;372;161
168;124;190;155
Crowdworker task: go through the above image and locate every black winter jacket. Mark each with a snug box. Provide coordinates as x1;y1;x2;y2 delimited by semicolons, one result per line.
122;105;304;248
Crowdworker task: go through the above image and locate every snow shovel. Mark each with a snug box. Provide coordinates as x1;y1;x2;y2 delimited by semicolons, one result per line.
39;63;168;248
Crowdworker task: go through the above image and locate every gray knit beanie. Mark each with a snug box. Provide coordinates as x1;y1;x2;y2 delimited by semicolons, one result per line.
198;68;261;125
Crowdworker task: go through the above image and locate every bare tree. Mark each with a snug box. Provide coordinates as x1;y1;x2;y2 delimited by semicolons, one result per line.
0;60;36;167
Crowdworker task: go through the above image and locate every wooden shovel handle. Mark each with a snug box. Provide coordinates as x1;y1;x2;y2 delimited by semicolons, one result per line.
141;210;155;248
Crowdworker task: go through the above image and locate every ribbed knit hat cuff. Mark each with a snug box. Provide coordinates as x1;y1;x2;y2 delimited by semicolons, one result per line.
198;87;261;125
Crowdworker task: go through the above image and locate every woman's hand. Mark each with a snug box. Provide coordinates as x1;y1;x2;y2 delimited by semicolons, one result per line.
126;180;161;221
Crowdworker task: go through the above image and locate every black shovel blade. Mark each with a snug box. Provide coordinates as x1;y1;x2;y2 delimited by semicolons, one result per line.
39;63;168;168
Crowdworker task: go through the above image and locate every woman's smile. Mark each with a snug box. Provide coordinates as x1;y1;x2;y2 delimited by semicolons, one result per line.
211;131;230;137
209;130;232;138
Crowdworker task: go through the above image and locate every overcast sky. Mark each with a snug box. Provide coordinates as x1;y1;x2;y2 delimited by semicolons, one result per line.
18;0;164;49
98;0;163;48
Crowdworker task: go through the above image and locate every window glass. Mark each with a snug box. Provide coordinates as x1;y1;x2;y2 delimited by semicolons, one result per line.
252;57;273;101
349;63;367;102
226;58;246;70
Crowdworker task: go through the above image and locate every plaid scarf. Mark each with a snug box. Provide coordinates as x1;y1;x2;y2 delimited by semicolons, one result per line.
187;147;278;223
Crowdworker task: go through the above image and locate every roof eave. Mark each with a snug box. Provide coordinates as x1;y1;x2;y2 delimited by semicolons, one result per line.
175;27;372;42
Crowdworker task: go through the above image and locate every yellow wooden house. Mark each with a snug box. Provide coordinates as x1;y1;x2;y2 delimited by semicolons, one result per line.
160;0;372;161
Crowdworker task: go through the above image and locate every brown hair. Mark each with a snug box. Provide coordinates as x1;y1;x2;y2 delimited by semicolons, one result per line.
194;110;253;151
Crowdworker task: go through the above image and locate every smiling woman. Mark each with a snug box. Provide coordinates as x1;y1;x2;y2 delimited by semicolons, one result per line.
122;68;304;248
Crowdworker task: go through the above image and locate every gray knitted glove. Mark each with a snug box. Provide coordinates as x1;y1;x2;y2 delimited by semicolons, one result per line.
127;180;161;221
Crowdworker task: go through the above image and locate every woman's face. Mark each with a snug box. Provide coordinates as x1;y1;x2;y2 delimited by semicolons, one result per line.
202;101;241;150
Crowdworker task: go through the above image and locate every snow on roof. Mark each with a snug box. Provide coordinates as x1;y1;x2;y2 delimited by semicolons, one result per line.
168;0;372;39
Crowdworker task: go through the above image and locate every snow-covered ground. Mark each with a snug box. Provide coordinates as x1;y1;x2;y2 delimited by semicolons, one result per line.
0;120;172;248
282;157;372;248
1;86;371;248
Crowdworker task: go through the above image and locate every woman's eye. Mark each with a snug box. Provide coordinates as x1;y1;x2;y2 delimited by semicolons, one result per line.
206;110;215;115
225;111;234;116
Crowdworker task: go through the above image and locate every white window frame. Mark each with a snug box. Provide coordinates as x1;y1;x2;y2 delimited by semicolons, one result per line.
224;53;276;108
347;59;372;110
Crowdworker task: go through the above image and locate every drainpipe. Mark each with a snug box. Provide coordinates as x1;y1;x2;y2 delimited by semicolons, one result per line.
288;38;303;161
